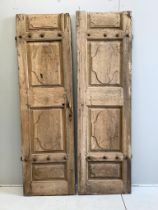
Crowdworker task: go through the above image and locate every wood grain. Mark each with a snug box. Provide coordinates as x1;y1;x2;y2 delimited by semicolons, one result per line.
28;87;65;107
16;13;75;195
88;162;121;179
88;41;121;85
27;41;63;86
27;14;60;30
90;108;121;151
88;13;121;28
32;109;65;152
32;163;66;180
77;11;132;194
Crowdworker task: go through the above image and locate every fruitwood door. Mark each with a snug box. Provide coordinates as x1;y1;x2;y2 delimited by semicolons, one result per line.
77;11;132;194
16;13;75;195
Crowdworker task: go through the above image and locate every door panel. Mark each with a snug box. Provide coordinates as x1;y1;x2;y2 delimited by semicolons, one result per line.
88;13;121;28
77;11;132;194
27;14;60;30
16;13;75;195
31;108;65;152
27;41;63;86
32;163;66;180
90;108;121;151
88;41;121;85
88;162;121;179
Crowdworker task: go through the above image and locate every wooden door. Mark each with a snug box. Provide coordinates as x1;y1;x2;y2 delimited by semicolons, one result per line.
77;11;132;194
16;14;75;195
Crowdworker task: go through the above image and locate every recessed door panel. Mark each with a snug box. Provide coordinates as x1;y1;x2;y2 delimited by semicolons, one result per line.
32;163;66;181
89;108;121;151
88;162;122;179
31;108;65;152
88;41;121;86
27;41;63;86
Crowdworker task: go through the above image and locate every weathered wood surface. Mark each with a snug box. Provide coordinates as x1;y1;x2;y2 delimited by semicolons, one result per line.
77;11;132;194
16;13;75;195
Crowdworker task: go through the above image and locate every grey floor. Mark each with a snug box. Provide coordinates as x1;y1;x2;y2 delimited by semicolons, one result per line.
0;186;157;210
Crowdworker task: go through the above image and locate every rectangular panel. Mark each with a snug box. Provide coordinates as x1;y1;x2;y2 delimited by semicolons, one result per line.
77;11;132;194
86;180;123;194
88;13;121;28
86;87;123;106
27;14;60;30
16;13;75;195
88;41;121;86
32;163;66;180
31;180;68;195
31;108;65;152
89;108;121;151
27;41;63;86
28;87;65;107
88;162;121;179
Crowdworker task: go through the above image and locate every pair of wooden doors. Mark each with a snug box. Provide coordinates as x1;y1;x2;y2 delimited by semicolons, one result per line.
16;11;132;195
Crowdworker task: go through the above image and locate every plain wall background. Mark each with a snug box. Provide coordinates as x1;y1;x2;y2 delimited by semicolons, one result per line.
0;0;158;185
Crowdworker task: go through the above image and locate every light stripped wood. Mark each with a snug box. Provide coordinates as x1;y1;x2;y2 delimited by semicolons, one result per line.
16;13;75;195
90;108;121;151
28;87;65;107
86;179;124;194
31;181;68;195
86;152;124;162
89;41;121;85
122;11;132;194
31;153;67;163
25;31;63;41
87;29;126;40
27;41;63;86
88;162;121;179
88;13;121;28
32;109;65;152
32;163;66;180
16;14;31;195
86;87;123;106
77;11;132;194
27;14;60;30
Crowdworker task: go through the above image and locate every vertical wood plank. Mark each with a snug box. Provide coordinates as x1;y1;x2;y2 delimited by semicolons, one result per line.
122;11;132;193
77;11;88;194
16;14;31;195
62;13;75;194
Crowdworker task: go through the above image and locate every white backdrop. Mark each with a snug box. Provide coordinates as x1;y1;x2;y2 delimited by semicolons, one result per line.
0;0;158;185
